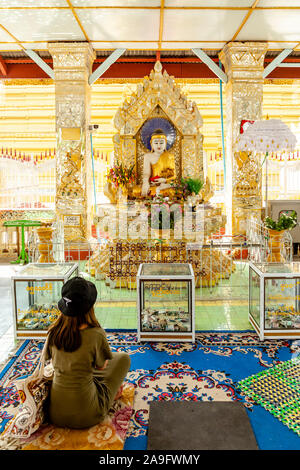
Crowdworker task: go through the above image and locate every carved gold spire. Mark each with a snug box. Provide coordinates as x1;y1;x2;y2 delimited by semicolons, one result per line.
113;61;204;180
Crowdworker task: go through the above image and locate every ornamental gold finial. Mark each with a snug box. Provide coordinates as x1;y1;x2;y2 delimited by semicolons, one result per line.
154;61;162;73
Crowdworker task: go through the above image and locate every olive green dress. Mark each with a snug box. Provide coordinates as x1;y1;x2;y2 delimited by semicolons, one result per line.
45;327;131;429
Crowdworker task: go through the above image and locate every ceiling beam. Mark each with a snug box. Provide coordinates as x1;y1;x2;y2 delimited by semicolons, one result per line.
293;41;300;51
158;0;165;51
192;48;227;83
0;23;24;50
89;48;126;85
4;56;300;65
278;63;300;67
5;61;300;80
0;55;7;76
230;0;260;42
3;5;300;9
263;48;293;78
66;0;90;42
24;49;54;79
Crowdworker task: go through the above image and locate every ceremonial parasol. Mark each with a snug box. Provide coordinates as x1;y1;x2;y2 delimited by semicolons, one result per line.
235;118;297;216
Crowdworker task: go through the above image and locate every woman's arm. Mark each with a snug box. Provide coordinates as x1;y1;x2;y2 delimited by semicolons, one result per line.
94;329;113;370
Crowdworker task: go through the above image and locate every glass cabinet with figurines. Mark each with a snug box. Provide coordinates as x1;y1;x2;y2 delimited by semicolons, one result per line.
249;261;300;340
137;263;195;342
12;263;79;339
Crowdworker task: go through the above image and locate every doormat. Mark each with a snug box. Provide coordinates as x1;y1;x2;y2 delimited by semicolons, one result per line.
238;359;300;437
147;401;258;450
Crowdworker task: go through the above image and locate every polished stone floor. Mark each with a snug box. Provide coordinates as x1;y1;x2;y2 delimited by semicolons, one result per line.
94;261;251;330
0;262;252;366
0;265;22;366
95;301;251;331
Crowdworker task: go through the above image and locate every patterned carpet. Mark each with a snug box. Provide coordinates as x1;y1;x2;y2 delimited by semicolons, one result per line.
20;383;135;451
0;332;300;450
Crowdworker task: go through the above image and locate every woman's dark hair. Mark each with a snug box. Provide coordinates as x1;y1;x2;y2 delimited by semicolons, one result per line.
47;306;100;353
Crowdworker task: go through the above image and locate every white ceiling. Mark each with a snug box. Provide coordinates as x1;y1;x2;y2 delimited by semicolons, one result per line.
0;0;300;53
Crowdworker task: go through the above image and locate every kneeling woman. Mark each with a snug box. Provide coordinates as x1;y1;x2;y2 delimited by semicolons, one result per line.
45;277;131;429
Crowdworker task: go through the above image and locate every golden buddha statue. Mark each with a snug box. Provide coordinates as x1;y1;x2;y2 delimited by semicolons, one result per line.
132;129;176;199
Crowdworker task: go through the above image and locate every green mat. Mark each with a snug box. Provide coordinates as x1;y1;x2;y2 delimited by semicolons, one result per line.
238;359;300;437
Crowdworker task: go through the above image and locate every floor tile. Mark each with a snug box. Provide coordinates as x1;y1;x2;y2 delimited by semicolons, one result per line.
0;261;255;354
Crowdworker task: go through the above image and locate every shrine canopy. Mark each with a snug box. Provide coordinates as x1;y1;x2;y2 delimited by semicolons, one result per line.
1;1;300;80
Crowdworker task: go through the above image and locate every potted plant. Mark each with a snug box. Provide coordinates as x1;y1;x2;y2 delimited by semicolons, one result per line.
264;211;297;262
171;177;204;203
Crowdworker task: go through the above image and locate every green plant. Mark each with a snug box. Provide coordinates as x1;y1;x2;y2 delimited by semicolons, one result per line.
185;178;204;195
171;177;204;199
264;211;297;231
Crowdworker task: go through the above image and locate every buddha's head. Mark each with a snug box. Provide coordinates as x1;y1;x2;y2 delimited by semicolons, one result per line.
150;129;167;155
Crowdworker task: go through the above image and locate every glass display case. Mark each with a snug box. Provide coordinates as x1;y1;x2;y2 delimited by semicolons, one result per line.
12;263;79;339
249;261;300;340
137;263;195;342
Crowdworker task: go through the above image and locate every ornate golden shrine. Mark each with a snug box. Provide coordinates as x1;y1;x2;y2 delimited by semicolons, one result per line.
91;62;235;289
113;61;204;184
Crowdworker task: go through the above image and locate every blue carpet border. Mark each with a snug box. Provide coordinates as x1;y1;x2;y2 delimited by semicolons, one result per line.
0;340;29;381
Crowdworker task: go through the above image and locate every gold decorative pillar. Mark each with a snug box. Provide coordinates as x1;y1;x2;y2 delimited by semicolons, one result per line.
181;135;201;179
120;135;136;168
48;42;96;243
219;42;268;235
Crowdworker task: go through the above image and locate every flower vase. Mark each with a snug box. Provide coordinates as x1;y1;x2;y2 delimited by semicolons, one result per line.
104;181;117;204
118;184;128;202
266;229;286;263
37;226;55;263
187;194;197;207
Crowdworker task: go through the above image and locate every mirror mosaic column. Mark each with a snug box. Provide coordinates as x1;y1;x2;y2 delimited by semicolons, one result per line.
48;42;96;244
219;42;268;235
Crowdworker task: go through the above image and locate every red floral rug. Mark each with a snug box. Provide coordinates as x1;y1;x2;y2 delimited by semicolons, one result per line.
21;383;135;450
0;339;135;450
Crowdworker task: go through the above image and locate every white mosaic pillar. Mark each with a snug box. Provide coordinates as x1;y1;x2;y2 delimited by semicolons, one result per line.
219;42;268;235
48;42;96;243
